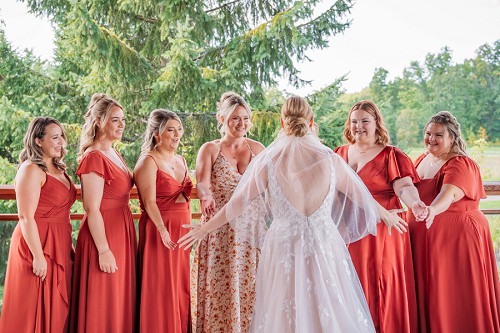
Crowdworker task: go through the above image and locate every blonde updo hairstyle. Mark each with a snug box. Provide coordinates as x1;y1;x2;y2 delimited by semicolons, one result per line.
19;117;68;172
79;93;123;157
216;91;253;137
141;109;183;155
281;96;313;137
424;111;467;156
343;100;390;145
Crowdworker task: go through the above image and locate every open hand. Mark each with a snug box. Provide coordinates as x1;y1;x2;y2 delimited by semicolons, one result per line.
425;206;437;229
178;223;208;250
381;208;408;236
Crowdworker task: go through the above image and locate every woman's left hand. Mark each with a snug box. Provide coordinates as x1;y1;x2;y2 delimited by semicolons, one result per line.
178;224;208;250
425;206;438;229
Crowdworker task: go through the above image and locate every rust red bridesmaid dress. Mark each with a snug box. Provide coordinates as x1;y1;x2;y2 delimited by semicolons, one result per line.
137;155;193;333
69;150;137;333
335;145;418;333
408;154;500;333
0;173;76;332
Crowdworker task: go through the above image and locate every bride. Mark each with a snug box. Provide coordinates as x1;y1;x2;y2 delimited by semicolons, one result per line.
180;96;382;332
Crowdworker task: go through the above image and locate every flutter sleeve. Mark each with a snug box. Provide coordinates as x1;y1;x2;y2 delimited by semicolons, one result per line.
76;151;115;185
442;156;486;200
386;146;418;183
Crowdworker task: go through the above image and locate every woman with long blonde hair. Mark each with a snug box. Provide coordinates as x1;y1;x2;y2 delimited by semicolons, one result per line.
70;93;137;332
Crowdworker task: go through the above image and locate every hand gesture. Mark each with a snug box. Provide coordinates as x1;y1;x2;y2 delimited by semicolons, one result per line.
200;194;216;219
32;255;47;281
158;225;176;250
98;250;118;273
411;201;428;222
178;224;208;250
380;208;408;236
425;206;438;229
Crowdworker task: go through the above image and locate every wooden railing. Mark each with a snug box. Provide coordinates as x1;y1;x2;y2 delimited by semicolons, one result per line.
0;181;499;221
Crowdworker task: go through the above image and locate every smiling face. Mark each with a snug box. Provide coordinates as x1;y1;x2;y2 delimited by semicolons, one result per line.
349;109;377;143
101;106;125;141
158;119;183;151
36;123;66;159
424;122;453;157
223;105;251;138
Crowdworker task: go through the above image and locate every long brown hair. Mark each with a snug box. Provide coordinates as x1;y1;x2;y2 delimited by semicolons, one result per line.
424;111;467;156
19;117;67;172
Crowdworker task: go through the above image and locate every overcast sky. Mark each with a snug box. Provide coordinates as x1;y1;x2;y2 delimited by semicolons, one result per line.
1;0;499;95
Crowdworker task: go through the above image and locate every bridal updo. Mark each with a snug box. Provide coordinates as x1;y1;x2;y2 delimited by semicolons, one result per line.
281;96;313;137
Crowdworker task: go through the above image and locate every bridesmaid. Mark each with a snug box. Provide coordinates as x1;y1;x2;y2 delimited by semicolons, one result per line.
0;117;76;332
408;111;500;333
70;93;137;332
135;109;193;332
335;100;426;333
192;91;265;332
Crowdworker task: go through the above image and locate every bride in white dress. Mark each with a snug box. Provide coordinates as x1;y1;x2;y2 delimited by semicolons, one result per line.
180;96;379;332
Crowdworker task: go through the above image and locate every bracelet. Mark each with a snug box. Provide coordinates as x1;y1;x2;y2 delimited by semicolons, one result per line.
201;193;213;201
98;248;111;255
156;224;166;230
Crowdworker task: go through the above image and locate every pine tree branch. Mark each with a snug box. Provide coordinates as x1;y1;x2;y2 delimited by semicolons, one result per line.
134;14;159;23
205;0;242;14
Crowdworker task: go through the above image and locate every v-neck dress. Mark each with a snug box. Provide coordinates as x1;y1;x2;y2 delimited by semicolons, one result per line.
137;155;193;333
408;154;500;333
335;145;418;333
0;172;76;333
191;144;259;333
70;150;137;333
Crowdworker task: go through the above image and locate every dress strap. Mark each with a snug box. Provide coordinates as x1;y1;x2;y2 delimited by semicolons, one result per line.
244;138;255;157
143;154;160;170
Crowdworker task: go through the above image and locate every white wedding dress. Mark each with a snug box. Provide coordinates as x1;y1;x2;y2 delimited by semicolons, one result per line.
226;132;378;333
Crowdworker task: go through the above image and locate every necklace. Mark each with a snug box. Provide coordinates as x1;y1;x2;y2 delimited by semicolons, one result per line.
429;153;447;167
353;144;377;154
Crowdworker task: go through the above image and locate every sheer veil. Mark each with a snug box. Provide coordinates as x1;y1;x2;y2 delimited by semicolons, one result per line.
225;130;379;249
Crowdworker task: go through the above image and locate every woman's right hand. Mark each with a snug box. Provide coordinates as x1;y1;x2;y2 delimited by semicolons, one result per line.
98;250;118;273
158;225;176;250
32;255;47;281
178;224;208;250
201;194;216;218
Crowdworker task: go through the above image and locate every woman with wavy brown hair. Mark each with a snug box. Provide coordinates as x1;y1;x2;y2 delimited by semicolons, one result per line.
0;117;76;332
408;111;500;333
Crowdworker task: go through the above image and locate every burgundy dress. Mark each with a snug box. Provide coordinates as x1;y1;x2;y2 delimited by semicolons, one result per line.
335;145;418;333
0;173;76;332
70;150;137;332
137;155;193;332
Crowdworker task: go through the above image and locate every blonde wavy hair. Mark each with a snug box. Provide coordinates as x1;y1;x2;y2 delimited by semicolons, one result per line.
281;96;313;137
79;93;122;157
216;91;253;137
140;109;183;155
19;117;67;172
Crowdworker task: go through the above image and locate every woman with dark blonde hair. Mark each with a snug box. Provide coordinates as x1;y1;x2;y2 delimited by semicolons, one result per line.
335;100;426;333
70;93;137;332
180;96;381;332
135;109;193;332
0;117;76;332
191;91;265;332
408;111;500;333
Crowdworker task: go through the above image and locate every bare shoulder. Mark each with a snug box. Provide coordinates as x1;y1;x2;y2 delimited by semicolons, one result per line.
15;162;45;187
247;139;265;154
198;140;220;158
134;154;157;174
